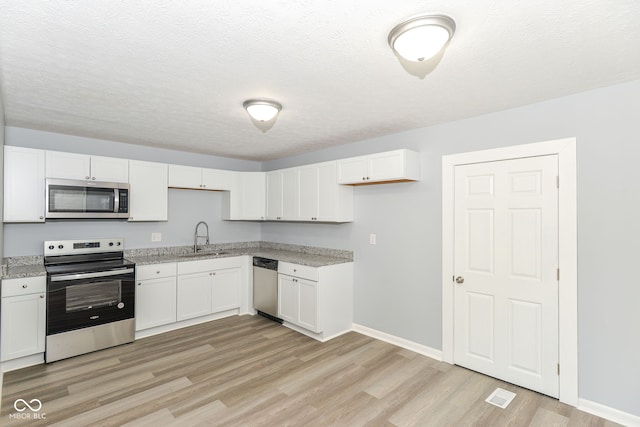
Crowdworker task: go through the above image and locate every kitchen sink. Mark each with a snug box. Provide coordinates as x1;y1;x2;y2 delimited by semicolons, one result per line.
177;251;230;258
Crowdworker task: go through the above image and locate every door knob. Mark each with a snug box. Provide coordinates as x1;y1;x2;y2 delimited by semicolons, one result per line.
455;276;465;284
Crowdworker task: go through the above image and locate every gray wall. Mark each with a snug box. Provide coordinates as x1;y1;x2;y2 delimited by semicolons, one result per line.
3;128;262;255
262;80;640;416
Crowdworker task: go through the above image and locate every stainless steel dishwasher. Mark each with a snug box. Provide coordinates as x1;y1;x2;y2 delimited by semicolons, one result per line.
253;257;282;323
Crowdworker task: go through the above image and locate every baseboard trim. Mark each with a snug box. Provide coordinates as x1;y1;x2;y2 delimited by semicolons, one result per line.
351;323;442;361
578;398;640;427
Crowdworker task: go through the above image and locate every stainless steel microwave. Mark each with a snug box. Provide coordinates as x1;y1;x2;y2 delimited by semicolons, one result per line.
46;179;130;219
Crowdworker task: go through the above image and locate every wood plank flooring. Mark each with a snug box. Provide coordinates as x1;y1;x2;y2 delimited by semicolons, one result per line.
1;315;620;426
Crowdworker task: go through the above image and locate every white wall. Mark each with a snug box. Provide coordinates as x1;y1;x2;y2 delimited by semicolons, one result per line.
262;80;640;417
3;128;262;255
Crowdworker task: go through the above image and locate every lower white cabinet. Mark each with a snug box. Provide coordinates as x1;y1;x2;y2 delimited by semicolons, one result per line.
278;261;352;340
135;263;177;331
1;276;46;361
177;258;242;321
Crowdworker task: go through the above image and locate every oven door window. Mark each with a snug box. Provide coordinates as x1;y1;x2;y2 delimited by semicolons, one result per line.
66;280;121;312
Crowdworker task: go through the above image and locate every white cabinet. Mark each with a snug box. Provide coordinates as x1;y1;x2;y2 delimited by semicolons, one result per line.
177;272;212;321
46;151;129;183
337;149;420;184
265;162;353;222
1;276;46;361
177;258;242;321
266;170;284;220
135;263;177;331
128;160;168;221
278;261;353;340
168;165;232;191
3;146;45;222
222;172;266;220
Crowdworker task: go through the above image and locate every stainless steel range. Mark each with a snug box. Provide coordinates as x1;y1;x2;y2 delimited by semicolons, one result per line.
44;238;135;363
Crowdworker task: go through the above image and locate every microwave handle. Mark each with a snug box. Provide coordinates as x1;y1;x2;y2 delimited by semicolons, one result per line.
114;189;120;213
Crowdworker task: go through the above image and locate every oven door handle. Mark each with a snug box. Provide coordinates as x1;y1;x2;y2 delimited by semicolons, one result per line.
50;268;135;282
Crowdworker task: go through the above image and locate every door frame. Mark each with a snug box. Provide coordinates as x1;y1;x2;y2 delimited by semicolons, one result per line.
442;137;577;406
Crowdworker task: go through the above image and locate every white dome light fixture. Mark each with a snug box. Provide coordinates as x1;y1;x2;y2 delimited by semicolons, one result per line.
243;99;282;122
388;15;456;62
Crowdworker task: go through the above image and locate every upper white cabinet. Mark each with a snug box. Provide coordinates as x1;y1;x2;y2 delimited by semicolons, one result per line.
337;149;420;184
222;172;266;220
128;160;168;221
266;170;284;220
46;151;129;183
265;162;353;223
168;164;232;191
3;146;46;222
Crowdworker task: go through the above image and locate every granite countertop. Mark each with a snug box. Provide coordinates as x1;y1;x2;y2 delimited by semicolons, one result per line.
1;242;353;280
127;248;351;268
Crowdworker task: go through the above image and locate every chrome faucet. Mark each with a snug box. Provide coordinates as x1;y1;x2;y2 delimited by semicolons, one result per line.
194;221;210;253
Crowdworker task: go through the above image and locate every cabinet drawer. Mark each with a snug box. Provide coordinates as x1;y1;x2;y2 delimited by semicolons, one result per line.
278;262;318;281
2;276;46;297
136;263;177;281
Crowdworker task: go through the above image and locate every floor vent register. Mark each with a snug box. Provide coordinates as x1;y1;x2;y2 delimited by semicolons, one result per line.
485;387;517;409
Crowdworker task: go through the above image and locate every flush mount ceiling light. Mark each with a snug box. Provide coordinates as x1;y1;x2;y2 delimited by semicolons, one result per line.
243;99;282;122
388;14;456;62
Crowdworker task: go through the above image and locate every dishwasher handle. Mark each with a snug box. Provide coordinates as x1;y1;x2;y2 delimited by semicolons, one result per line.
253;257;278;271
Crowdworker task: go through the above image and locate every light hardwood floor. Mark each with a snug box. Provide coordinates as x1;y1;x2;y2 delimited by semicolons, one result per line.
1;315;620;426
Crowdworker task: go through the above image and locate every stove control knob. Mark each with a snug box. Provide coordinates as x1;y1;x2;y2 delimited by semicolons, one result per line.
48;245;54;250
58;245;64;250
109;242;114;247
116;242;121;246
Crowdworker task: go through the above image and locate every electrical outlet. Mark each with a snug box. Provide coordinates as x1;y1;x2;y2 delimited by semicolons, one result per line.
151;232;162;242
369;234;376;245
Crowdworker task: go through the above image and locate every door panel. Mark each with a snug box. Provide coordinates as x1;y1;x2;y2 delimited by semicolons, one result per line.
454;155;559;397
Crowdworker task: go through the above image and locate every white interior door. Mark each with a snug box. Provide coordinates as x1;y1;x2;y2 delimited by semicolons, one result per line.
453;155;559;397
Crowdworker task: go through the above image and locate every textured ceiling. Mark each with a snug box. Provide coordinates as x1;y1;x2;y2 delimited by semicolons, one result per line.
0;1;639;161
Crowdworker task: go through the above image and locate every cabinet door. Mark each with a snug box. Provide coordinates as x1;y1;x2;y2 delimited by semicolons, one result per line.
168;164;202;189
211;268;240;313
368;151;405;181
317;162;339;221
266;171;283;220
202;168;232;191
4;146;45;222
278;275;298;323
298;165;319;221
128;160;168;221
135;276;177;331
90;156;129;183
298;278;319;332
240;172;266;220
281;168;299;220
1;293;46;361
177;272;212;321
45;151;91;180
336;156;368;184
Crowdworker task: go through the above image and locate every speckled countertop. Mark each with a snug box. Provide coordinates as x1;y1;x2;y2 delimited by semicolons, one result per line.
1;242;353;280
126;242;353;268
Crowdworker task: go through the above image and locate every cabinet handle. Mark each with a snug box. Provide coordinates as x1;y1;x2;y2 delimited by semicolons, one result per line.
138;283;142;286
92;177;96;180
156;271;161;274
39;216;44;220
22;284;28;288
366;176;370;180
86;176;90;180
40;295;44;299
362;177;366;181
